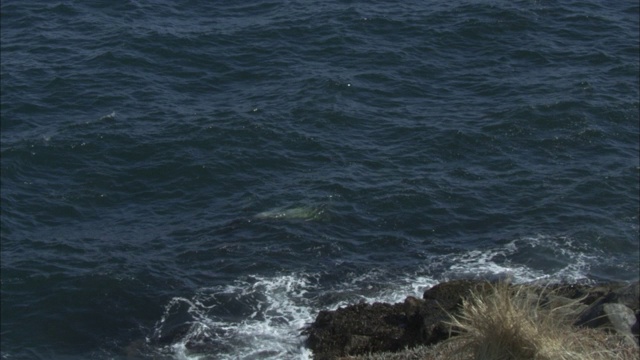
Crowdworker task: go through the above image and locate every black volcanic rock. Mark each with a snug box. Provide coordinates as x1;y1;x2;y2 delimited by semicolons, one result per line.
304;279;491;359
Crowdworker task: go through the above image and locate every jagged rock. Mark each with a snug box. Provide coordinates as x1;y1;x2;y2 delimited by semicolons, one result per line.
304;279;490;359
304;301;411;360
552;281;640;347
422;279;490;303
574;282;640;328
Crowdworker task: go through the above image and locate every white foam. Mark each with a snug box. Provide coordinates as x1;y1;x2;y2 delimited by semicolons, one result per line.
442;247;549;283
436;234;596;284
151;274;317;360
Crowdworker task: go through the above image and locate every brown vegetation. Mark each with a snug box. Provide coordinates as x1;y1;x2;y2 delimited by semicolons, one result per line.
342;282;638;360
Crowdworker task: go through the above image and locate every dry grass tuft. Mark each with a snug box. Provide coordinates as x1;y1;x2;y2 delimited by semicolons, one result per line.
442;282;638;360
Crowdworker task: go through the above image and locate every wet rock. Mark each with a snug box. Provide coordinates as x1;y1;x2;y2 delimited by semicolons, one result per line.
422;279;489;303
304;301;411;360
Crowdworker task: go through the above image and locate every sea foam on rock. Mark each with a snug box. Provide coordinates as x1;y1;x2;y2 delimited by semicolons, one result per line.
303;279;640;359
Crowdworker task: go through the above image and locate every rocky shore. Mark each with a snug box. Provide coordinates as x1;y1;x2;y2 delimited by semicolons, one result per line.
303;279;639;359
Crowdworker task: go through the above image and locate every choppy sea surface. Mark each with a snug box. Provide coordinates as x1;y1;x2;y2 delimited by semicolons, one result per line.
1;1;638;359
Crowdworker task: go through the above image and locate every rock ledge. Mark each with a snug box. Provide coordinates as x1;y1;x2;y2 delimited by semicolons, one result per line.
303;280;639;359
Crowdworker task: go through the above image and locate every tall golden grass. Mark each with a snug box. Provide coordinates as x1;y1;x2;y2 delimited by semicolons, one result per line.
441;282;637;360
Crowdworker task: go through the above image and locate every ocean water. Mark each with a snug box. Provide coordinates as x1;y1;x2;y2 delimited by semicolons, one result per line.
1;1;638;359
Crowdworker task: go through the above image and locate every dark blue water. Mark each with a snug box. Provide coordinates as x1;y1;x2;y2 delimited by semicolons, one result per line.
1;1;638;359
